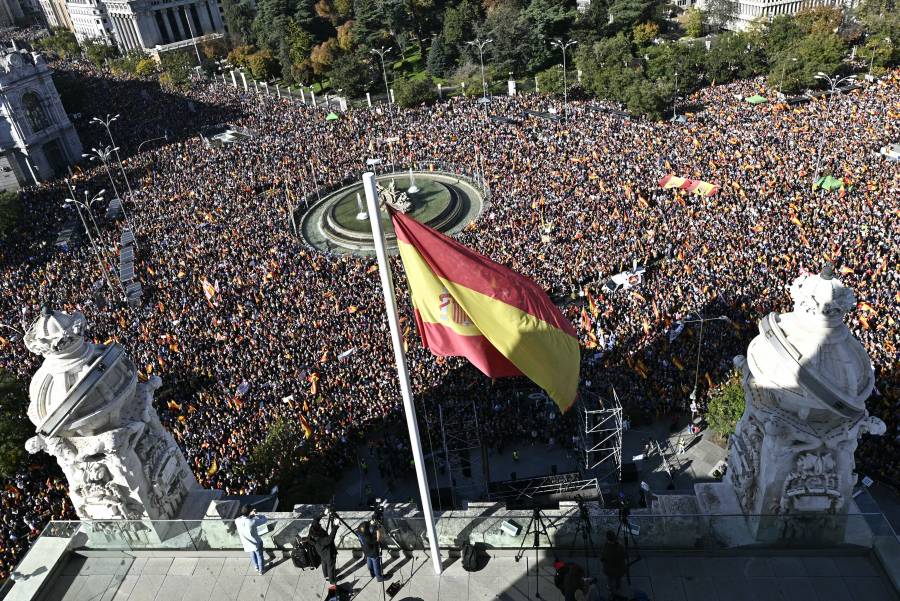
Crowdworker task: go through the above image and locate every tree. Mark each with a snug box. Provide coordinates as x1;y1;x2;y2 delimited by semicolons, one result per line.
441;0;480;67
632;21;659;45
0;191;21;240
703;0;737;31
707;371;745;440
683;7;704;38
248;48;280;79
221;0;256;45
607;0;658;34
535;65;565;94
83;39;118;65
228;45;255;69
394;75;438;106
520;0;576;72
160;50;195;87
793;6;842;35
328;49;377;96
762;15;802;61
135;58;158;77
426;34;449;76
791;30;847;87
481;2;530;73
0;372;30;478
34;29;80;57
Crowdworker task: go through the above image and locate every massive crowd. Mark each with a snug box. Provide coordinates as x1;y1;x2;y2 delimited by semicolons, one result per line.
0;58;897;579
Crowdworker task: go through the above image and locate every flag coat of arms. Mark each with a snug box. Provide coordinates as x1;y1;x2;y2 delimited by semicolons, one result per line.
392;211;580;411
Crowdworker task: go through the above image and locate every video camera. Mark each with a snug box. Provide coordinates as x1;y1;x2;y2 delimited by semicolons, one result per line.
368;497;389;524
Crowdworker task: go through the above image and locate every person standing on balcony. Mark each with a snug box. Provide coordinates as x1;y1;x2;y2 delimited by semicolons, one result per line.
235;506;268;575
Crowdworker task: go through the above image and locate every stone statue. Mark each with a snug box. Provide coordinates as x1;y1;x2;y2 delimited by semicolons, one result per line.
377;179;413;213
23;307;199;520
721;266;885;539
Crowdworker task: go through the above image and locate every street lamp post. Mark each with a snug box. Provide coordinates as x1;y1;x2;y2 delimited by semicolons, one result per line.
676;314;730;407
466;38;493;101
84;146;138;244
778;57;797;96
64;192;117;294
90;115;133;199
550;39;577;122
672;71;678;121
370;47;393;125
137;132;169;154
812;72;856;184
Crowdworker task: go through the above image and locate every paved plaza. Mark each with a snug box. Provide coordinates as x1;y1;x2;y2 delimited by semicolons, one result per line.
42;549;898;601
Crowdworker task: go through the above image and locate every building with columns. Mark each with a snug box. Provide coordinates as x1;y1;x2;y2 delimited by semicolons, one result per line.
63;0;223;52
693;0;850;30
37;0;74;30
0;47;82;190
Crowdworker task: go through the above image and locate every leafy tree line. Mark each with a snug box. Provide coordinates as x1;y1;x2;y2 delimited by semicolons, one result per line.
31;0;900;109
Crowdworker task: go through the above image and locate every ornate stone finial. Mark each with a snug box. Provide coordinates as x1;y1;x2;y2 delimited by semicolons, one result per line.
788;270;856;326
23;307;87;357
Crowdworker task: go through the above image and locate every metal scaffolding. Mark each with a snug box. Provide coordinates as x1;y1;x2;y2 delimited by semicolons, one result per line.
438;401;485;507
579;388;623;483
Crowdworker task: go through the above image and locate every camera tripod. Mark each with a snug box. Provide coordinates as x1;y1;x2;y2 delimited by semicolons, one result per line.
614;505;641;586
569;498;596;574
514;507;557;599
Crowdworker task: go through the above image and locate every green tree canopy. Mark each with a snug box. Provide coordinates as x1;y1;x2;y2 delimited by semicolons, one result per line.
329;49;378;96
0;372;30;479
394;74;438;106
707;371;746;440
683;7;704;38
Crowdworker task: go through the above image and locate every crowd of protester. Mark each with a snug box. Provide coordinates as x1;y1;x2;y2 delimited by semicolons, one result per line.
0;59;896;579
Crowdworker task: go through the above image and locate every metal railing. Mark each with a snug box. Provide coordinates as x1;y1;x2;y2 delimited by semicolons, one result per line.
25;510;899;555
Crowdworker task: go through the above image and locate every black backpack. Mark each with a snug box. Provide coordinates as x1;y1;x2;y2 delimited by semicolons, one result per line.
461;542;483;572
291;536;321;569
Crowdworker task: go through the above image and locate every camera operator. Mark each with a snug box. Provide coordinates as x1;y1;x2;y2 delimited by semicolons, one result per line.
600;530;627;596
356;521;384;581
309;511;339;585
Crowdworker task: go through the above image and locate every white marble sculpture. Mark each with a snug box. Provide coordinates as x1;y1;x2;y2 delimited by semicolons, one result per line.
725;266;885;535
23;307;199;520
377;179;412;213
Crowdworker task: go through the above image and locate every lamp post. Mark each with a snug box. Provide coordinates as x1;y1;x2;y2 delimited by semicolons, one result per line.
778;57;797;96
676;314;730;407
90;115;133;199
672;71;678;121
83;146;138;242
466;38;493;101
137;132;169;154
64;192;117;294
812;72;856;184
370;46;393;125
550;38;577;122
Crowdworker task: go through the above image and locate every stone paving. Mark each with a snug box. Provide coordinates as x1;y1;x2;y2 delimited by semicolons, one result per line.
43;550;898;601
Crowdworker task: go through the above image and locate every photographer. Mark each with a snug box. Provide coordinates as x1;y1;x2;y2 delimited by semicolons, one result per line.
235;506;268;575
600;530;627;595
356;521;384;581
309;512;339;585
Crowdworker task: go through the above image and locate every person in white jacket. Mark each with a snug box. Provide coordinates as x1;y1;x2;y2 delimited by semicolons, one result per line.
235;506;268;574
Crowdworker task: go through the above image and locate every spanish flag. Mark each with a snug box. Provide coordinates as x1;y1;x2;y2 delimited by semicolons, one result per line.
299;415;313;439
392;211;580;411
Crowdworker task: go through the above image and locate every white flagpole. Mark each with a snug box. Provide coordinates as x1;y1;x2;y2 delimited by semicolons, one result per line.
362;172;443;575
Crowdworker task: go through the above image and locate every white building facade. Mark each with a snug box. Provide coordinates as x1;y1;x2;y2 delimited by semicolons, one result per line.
64;0;224;52
0;48;82;190
694;0;849;30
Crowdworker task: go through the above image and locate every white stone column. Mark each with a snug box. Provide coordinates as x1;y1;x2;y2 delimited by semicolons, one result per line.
240;71;247;91
195;0;212;33
230;70;237;87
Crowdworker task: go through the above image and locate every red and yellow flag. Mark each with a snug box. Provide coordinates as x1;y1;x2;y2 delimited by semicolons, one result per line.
299;415;313;439
392;211;580;411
